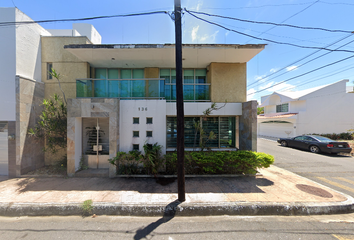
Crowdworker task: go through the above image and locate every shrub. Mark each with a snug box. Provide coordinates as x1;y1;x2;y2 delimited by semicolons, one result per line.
310;132;354;140
165;151;274;175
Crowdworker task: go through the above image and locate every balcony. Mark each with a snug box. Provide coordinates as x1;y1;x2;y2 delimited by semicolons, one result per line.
76;79;210;101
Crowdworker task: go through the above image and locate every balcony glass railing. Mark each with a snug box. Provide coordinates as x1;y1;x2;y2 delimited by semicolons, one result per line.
76;79;210;101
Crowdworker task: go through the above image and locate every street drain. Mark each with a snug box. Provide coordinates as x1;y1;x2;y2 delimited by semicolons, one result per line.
296;184;333;198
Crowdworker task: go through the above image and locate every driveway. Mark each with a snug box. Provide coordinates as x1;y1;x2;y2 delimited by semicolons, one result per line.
258;137;354;198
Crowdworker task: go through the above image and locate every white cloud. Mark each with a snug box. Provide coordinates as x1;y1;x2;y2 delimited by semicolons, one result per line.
191;25;199;41
193;29;219;43
225;31;230;36
247;88;256;100
269;68;277;73
286;66;298;71
254;74;268;83
196;0;203;11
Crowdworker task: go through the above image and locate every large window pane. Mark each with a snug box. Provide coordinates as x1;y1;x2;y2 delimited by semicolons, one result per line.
183;85;194;100
185;117;200;147
171;69;176;83
166;117;177;147
166;117;199;148
119;80;130;98
165;85;171;100
160;69;170;84
202;117;219;147
132;80;145;97
77;80;92;97
121;69;132;79
220;117;235;148
95;69;106;79
183;69;194;84
94;80;107;97
132;69;144;79
196;85;209;100
195;69;207;83
108;69;119;79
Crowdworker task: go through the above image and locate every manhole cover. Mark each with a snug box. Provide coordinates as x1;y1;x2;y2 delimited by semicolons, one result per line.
296;184;333;198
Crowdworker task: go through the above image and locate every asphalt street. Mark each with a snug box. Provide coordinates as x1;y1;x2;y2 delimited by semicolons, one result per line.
0;214;354;240
258;137;354;198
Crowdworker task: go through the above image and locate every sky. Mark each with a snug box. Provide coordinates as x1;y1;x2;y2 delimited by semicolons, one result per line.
2;0;354;102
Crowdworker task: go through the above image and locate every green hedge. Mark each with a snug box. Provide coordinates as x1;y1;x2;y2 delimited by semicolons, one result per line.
311;132;354;140
165;150;274;175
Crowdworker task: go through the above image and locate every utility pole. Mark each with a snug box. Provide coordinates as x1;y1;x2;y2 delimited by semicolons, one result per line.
174;0;185;202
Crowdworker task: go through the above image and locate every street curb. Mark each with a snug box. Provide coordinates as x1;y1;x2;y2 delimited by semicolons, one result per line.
0;197;353;217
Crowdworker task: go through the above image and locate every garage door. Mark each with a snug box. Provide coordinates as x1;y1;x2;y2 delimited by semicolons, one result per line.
259;122;294;138
0;122;8;176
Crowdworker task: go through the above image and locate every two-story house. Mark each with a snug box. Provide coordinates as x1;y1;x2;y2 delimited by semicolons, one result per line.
258;80;354;138
0;7;265;177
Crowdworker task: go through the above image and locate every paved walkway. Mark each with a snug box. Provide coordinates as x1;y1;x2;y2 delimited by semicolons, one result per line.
0;166;353;216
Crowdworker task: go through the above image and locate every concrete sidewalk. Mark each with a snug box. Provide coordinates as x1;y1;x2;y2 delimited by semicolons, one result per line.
0;165;353;217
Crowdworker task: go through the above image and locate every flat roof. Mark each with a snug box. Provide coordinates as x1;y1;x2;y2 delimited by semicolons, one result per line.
64;43;266;68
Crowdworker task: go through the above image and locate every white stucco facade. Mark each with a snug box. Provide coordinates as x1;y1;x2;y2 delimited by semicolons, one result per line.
258;80;354;138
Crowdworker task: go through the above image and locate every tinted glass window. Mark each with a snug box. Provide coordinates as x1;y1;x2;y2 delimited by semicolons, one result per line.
313;136;333;142
294;136;305;141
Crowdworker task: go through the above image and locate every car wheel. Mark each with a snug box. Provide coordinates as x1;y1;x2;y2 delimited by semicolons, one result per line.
309;145;320;153
280;140;288;147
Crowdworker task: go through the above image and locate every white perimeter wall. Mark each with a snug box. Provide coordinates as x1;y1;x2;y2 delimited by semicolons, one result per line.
296;81;354;135
119;100;167;154
0;8;16;121
166;102;242;116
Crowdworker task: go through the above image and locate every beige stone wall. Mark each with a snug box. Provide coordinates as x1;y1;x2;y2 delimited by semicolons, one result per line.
41;37;91;99
15;77;45;176
208;62;246;103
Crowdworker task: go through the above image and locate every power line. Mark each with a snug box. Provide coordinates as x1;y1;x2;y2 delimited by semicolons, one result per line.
185;9;354;54
0;11;169;26
244;0;319;44
247;33;354;88
198;1;354;10
248;54;354;95
186;10;352;34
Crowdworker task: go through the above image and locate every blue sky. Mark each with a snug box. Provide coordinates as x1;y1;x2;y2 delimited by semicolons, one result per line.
2;0;354;102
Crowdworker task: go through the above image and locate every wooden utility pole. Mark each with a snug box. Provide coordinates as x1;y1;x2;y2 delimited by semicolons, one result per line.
174;0;185;202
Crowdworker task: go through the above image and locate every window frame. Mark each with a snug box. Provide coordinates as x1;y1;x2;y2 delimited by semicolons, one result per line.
133;131;139;138
276;103;289;113
160;68;210;102
166;116;236;149
146;131;153;137
146;117;153;124
133;117;139;124
47;63;53;80
132;144;139;151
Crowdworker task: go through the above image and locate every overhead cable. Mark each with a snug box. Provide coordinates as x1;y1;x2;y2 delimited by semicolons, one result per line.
0;11;169;26
186;10;352;34
248;33;354;88
248;54;354;95
184;9;354;54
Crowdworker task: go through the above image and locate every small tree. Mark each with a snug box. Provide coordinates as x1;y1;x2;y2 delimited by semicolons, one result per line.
28;94;67;153
257;107;264;115
28;69;67;153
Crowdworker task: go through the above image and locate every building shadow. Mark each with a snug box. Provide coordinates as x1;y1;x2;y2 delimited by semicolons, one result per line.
14;175;273;194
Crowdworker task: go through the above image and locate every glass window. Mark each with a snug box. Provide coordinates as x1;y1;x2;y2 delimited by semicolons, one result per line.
47;63;53;80
146;131;153;137
276;103;289;113
133;144;139;151
120;69;132;79
133;118;139;124
133;131;139;137
166;117;235;148
220;117;235;148
183;69;194;84
146;117;153;124
160;69;209;101
202;117;219;148
195;69;206;83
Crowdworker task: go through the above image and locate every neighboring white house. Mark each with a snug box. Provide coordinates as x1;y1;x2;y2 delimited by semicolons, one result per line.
258;80;354;138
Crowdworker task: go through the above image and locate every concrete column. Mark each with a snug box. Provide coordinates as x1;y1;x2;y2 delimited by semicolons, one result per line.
239;100;257;151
